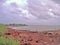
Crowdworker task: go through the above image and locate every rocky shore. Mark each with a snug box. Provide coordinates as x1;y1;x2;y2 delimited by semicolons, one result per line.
4;28;60;45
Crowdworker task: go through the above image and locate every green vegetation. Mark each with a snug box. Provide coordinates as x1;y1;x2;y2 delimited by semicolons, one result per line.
0;36;20;45
0;24;20;45
5;24;28;26
0;24;7;35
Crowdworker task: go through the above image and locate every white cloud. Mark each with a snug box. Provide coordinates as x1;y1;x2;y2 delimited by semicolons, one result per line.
4;0;27;7
48;8;53;11
48;11;58;18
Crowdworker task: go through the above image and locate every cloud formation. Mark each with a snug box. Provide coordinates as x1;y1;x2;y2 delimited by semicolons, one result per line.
52;0;60;4
0;0;60;25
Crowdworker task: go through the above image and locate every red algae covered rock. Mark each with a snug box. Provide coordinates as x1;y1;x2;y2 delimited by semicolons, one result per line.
5;28;60;45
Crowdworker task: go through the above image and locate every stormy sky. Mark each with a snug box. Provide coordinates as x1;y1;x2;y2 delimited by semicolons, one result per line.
0;0;60;25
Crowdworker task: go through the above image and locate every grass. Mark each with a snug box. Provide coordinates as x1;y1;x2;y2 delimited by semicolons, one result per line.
0;24;7;35
0;36;20;45
0;24;20;45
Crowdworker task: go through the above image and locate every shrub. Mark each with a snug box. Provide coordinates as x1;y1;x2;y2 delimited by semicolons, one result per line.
0;36;20;45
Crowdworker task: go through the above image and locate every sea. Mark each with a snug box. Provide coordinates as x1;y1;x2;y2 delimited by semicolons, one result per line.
9;25;60;32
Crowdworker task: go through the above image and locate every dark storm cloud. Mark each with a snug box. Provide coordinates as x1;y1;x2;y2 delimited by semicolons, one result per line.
52;0;60;4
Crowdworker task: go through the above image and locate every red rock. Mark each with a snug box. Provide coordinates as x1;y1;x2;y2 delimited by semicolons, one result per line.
4;28;60;45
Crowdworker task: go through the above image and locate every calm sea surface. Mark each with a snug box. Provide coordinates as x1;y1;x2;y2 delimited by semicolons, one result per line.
9;25;60;32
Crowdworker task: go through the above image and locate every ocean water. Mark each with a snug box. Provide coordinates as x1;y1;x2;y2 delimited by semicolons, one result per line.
9;25;60;32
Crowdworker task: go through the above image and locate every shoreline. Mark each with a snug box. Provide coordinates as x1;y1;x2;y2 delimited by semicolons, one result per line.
5;28;60;45
7;26;60;32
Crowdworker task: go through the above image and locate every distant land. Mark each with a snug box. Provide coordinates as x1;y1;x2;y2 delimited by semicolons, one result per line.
5;24;28;26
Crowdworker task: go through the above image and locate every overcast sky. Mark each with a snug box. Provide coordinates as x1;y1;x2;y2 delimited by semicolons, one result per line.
0;0;60;25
